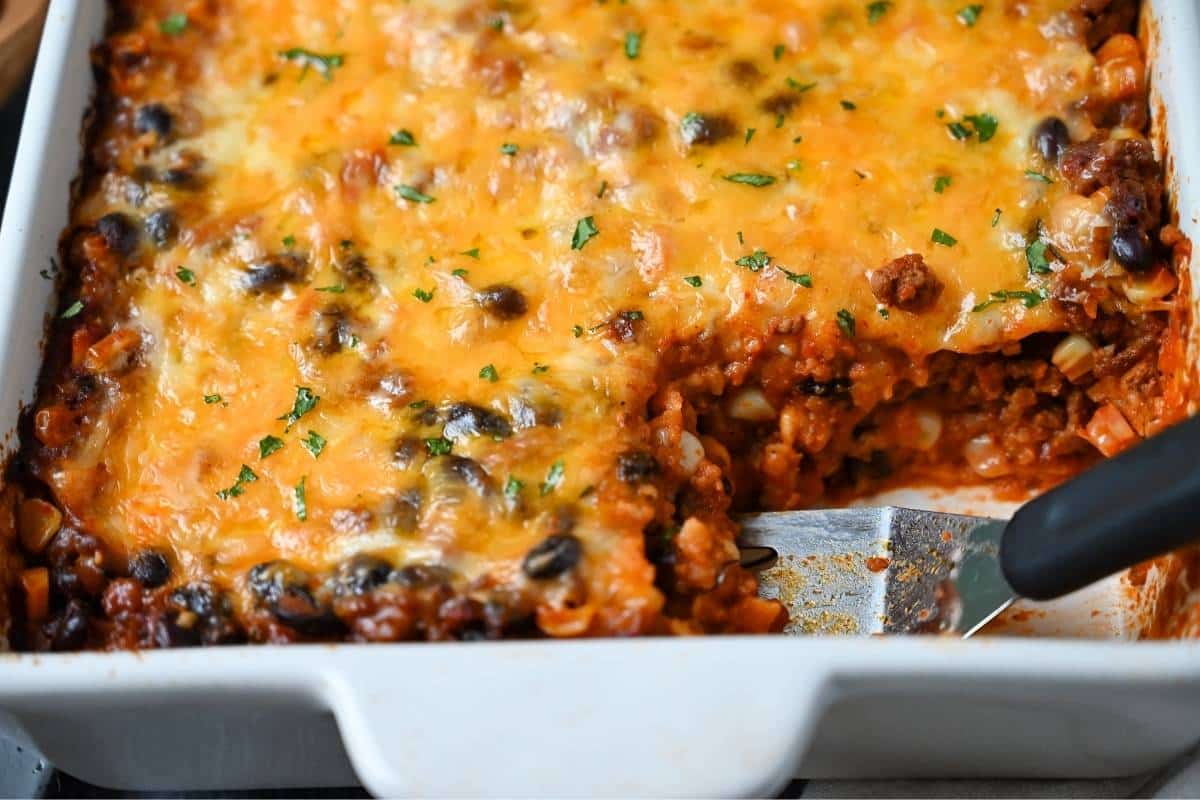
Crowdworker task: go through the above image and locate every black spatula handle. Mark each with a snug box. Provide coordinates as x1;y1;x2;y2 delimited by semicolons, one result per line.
1000;413;1200;601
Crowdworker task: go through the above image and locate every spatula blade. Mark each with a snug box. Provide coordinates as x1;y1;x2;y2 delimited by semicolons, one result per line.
738;507;1013;636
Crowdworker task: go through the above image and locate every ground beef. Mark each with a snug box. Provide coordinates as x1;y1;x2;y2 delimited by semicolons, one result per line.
869;254;943;312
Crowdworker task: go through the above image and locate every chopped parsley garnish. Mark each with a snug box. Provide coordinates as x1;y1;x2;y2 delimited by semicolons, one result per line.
278;48;345;81
934;175;952;193
500;143;519;155
504;475;525;501
992;208;1003;227
301;430;326;458
724;173;776;187
217;465;257;500
293;476;307;521
572;216;599;250
278;386;319;431
204;394;223;405
931;228;958;247
736;249;772;272
745;127;757;144
597;181;608;198
479;364;499;382
282;235;296;248
389;129;416;147
572;325;584;338
461;248;481;259
425;437;453;456
1026;239;1054;274
773;44;786;61
409;400;428;409
878;307;891;319
451;268;469;278
786;77;817;92
60;300;84;319
413;287;435;303
737;231;745;244
395;184;436;204
949;113;999;143
683;275;703;287
840;99;858;110
624;31;643;59
972;288;1047;312
259;435;285;459
867;1;893;24
540;460;565;496
836;309;856;337
160;13;188;36
957;4;983;26
532;362;550;374
779;267;812;287
1025;169;1054;184
176;266;196;285
315;284;345;293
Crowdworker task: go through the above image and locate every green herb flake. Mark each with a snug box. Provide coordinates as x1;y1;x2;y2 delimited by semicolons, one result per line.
451;268;469;278
277;386;319;431
624;30;643;59
504;475;525;500
931;228;958;247
840;99;858;110
293;476;308;521
964;113;999;142
1025;169;1054;184
867;1;893;24
540;460;565;496
1026;239;1053;274
282;235;296;248
258;435;285;459
413;287;435;303
461;248;481;259
389;129;416;147
991;208;1003;227
60;300;84;319
744;127;757;144
301;430;326;458
724;173;776;187
160;13;188;36
947;121;972;140
571;216;600;250
217;465;258;500
786;77;818;92
572;324;584;338
315;284;345;293
395;184;436;204
736;249;772;272
597;181;608;198
934;175;952;194
176;266;196;285
972;288;1047;312
773;43;786;61
532;362;550;374
500;143;519;155
277;48;345;81
683;275;703;288
204;394;223;405
957;4;983;26
479;364;499;382
425;437;453;456
779;267;813;287
408;400;428;409
836;309;856;338
878;307;891;319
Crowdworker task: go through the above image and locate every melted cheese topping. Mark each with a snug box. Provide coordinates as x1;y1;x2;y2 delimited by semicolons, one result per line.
64;0;1106;629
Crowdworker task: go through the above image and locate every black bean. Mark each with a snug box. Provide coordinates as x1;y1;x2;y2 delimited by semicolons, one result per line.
129;550;171;588
170;583;222;617
393;436;424;469
381;489;422;533
1032;117;1070;163
144;209;177;248
1110;224;1153;272
522;534;582;579
331;554;394;596
96;212;139;256
680;112;737;146
476;284;528;320
442;403;512;440
134;103;173;138
242;254;305;293
616;450;659;483
444;455;494;495
608;310;644;343
248;560;342;636
337;254;375;286
313;306;355;354
391;563;453;588
157;167;197;187
45;600;90;651
165;583;244;645
508;397;561;430
46;528;104;600
800;377;853;397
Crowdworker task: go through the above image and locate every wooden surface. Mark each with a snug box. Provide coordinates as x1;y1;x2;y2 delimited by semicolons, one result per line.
0;0;48;106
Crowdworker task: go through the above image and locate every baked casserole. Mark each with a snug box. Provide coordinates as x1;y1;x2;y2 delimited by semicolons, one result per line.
1;0;1189;649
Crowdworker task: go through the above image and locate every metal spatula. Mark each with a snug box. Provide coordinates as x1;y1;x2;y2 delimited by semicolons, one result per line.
741;413;1200;637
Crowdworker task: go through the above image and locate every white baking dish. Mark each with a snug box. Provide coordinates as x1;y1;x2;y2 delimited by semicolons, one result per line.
0;1;1197;796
